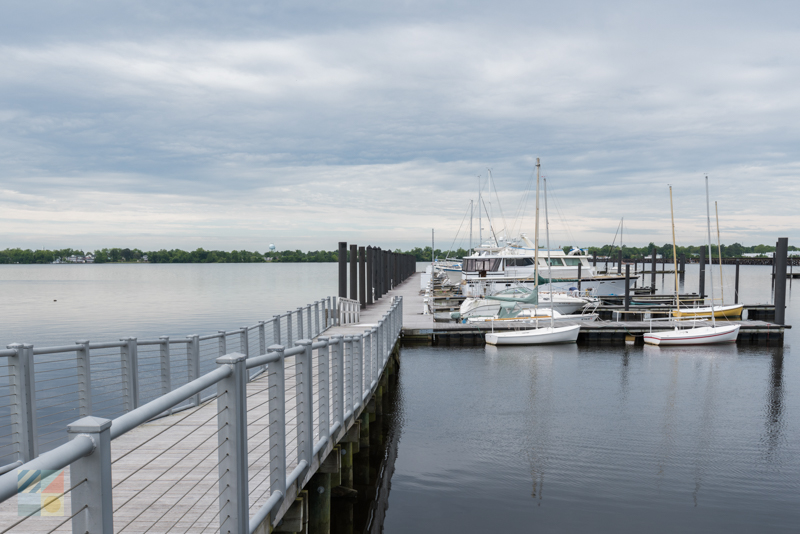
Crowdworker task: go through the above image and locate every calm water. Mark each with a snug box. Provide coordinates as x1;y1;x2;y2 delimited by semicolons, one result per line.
1;262;798;532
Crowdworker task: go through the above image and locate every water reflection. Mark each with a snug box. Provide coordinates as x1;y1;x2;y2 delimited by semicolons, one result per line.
763;348;785;461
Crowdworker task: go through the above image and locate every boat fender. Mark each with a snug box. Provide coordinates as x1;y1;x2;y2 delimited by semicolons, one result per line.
450;312;461;320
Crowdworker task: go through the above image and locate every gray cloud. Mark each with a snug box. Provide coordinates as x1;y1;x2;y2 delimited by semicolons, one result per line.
1;1;798;251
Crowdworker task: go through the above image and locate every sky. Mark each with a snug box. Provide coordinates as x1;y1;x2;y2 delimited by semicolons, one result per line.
1;0;799;252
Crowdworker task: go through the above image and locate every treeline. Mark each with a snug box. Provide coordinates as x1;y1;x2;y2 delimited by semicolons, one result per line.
585;242;799;259
1;243;795;265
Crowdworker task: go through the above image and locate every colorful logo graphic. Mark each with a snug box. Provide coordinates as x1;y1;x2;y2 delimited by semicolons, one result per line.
17;469;65;517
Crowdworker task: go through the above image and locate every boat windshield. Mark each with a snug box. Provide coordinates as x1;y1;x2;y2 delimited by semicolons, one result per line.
462;258;502;272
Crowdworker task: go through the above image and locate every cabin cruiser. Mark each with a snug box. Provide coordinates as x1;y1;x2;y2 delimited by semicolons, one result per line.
461;234;637;297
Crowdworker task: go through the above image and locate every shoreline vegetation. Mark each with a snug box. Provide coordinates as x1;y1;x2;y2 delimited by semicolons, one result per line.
0;243;795;265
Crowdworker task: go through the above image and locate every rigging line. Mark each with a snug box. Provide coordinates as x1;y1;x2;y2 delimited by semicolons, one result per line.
481;196;500;246
489;169;510;239
510;169;536;239
445;202;473;260
540;166;578;248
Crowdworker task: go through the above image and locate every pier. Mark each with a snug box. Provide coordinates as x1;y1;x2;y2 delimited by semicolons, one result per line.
0;245;416;534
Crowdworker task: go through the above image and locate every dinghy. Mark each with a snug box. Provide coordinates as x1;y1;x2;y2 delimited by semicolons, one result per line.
644;178;741;346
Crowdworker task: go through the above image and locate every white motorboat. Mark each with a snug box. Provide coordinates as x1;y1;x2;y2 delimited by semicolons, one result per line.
456;286;591;319
643;324;740;345
486;324;581;345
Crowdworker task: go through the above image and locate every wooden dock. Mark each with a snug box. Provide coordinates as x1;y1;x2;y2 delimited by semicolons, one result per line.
401;274;787;346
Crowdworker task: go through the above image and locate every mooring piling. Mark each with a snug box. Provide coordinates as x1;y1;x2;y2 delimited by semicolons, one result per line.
338;242;347;299
775;237;788;325
735;261;740;304
358;247;366;308
624;263;631;311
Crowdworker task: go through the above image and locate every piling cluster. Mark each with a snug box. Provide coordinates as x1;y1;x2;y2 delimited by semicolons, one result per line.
337;243;416;307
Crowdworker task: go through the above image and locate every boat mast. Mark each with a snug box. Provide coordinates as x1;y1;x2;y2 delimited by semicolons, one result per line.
544;176;554;328
534;159;540;289
715;201;724;303
705;176;716;327
478;176;482;248
469;199;473;256
669;186;680;310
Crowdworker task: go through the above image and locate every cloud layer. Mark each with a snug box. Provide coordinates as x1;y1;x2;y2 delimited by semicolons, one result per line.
1;1;799;250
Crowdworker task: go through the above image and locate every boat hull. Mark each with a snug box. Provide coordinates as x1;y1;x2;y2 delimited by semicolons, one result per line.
643;324;740;346
671;305;744;318
485;324;581;345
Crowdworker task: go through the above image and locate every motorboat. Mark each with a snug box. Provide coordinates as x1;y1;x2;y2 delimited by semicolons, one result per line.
643;324;740;345
486;324;581;345
455;286;592;319
460;237;637;297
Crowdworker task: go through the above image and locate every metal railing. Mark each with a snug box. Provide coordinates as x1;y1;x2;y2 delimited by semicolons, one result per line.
0;296;340;470
338;297;360;325
0;295;403;534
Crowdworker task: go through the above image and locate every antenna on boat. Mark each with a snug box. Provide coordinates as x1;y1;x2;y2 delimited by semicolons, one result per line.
669;185;680;312
705;176;716;328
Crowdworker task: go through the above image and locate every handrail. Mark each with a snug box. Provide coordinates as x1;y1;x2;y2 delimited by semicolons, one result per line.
0;293;403;534
110;365;232;439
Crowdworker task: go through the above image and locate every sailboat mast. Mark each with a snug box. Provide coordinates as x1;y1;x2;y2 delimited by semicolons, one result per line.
715;201;724;303
669;186;680;310
478;176;482;247
534;159;540;289
544;177;554;328
469;199;473;256
705;176;716;327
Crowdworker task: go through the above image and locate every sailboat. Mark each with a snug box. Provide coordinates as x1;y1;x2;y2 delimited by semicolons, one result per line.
644;179;740;346
671;201;743;318
486;162;581;345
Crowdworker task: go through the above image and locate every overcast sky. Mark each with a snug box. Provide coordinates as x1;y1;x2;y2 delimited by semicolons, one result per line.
1;0;798;252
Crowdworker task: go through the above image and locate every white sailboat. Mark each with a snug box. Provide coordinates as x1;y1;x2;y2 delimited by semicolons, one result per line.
644;179;740;346
487;162;580;345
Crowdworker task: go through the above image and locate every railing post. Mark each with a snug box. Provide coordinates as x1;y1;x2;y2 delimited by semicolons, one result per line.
344;336;353;417
318;338;330;444
296;340;314;474
353;335;362;408
120;337;139;411
75;340;92;418
159;336;171;397
239;328;249;359
323;299;329;330
218;331;227;359
363;330;372;392
68;416;113;534
273;315;281;346
377;320;384;370
307;305;313;338
6;343;37;462
287;312;294;345
216;352;249;534
187;334;201;406
331;336;344;428
297;307;305;340
314;301;320;336
370;327;378;388
258;321;266;356
267;344;286;520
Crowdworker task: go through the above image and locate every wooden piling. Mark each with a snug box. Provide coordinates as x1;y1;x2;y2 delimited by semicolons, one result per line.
366;246;374;305
338;242;347;299
308;472;331;534
358;246;366;308
624;264;630;311
735;261;740;304
349;244;358;301
775;238;788;325
577;263;582;291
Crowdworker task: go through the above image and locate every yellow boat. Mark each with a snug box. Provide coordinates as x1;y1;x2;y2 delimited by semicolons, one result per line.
672;304;744;318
